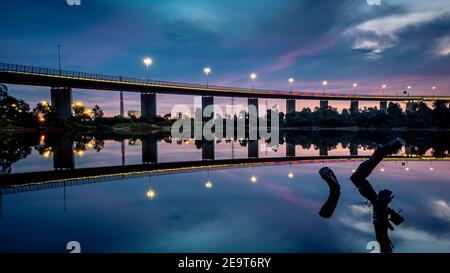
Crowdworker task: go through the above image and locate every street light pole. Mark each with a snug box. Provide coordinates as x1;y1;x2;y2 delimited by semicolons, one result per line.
322;80;328;95
382;84;387;96
203;67;211;87
289;78;294;94
353;83;358;96
250;73;257;90
143;57;153;83
57;44;61;75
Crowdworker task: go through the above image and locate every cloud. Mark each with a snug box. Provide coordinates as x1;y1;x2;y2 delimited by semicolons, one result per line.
432;199;450;222
354;12;438;39
352;38;393;59
436;36;450;56
346;5;449;59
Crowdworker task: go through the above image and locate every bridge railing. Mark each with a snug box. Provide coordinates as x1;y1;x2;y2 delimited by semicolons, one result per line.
0;62;277;93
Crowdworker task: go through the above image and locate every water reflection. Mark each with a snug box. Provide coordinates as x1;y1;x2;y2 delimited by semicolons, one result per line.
1;131;450;252
1;130;449;175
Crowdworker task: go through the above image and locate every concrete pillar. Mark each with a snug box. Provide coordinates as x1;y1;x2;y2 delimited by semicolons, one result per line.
51;87;72;119
320;100;329;110
286;99;296;115
120;91;125;117
380;101;387;112
287;143;296;157
202;140;215;161
141;93;156;120
202;96;214;121
320;147;328;157
350;143;358;156
350;100;359;114
142;138;158;164
248;98;259;118
248;140;259;159
53;138;75;170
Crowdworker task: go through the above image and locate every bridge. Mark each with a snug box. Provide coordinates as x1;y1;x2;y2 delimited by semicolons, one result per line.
1;63;449;118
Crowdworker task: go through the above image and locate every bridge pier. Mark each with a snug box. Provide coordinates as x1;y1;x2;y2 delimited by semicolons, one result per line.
287;143;296;157
51;87;72;118
53;138;75;170
320;147;328;157
350;100;359;114
142;138;158;164
141;93;156;120
380;101;387;112
320;100;329;110
202;95;214;121
248;98;259;117
202;140;215;161
248;140;259;159
349;143;358;156
286;99;296;115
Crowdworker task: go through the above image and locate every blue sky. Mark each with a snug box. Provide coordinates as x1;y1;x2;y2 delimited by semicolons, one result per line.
1;0;450;115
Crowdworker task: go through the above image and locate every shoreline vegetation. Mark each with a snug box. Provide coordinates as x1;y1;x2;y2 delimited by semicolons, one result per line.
1;84;449;135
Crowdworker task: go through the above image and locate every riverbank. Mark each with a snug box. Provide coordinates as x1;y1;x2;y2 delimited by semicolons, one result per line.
0;122;170;135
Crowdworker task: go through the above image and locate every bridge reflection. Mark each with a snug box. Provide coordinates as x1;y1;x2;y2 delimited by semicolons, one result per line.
1;154;448;195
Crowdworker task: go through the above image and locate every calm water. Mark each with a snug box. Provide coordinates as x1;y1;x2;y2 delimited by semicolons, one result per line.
1;131;450;253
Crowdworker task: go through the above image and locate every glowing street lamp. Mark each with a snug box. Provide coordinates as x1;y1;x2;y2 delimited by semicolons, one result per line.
432;86;437;96
288;162;294;179
407;85;412;96
146;189;156;199
143;57;153;82
205;180;213;189
353;83;358;96
203;67;211;87
250;73;257;90
250;175;257;183
322;80;328;95
288;78;294;93
382;84;387;96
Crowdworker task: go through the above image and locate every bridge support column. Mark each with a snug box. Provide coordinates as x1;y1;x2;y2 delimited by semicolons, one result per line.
286;99;296;115
380;101;387;112
142;138;158;164
248;98;259;117
141;93;156;120
350;143;358;156
120;91;125;117
320;100;329;110
350;100;359;114
320;147;328;157
248;140;259;159
53;138;75;170
287;143;296;157
202;140;215;161
51;87;72;119
202;96;214;121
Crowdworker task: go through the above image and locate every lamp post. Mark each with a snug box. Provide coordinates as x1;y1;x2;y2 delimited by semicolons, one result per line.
143;57;153;83
353;83;358;96
432;86;437;96
203;67;211;87
288;78;294;94
57;44;61;71
250;73;257;90
322;80;328;95
407;85;412;96
382;84;387;96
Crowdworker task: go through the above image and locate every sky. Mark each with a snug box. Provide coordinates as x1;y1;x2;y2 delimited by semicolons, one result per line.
1;0;450;115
